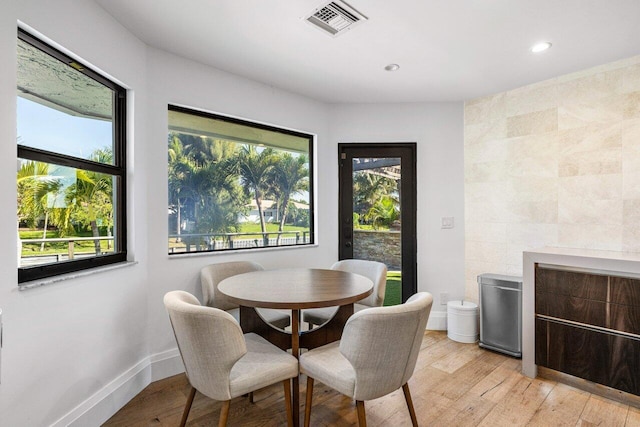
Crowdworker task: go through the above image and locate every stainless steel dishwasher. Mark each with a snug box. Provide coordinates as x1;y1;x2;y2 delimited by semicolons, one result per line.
477;273;522;357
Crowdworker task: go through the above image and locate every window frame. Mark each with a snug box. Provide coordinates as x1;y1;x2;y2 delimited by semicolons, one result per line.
17;28;128;283
167;104;315;255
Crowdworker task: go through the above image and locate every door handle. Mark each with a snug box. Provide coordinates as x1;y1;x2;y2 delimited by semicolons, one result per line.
345;242;352;248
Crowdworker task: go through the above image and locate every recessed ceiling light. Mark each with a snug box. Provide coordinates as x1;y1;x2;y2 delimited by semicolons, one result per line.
385;63;400;71
531;42;552;53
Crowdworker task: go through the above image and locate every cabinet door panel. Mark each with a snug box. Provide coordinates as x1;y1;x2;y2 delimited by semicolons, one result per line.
610;303;640;335
545;321;610;387
535;318;548;367
535;267;607;301
610;277;640;307
536;292;606;327
609;335;640;395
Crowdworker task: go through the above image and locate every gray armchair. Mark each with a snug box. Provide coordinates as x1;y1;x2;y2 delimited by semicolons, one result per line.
299;292;433;426
201;261;291;329
164;290;298;426
302;259;388;328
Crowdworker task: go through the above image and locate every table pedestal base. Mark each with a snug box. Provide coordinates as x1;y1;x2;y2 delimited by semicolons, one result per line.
239;304;354;427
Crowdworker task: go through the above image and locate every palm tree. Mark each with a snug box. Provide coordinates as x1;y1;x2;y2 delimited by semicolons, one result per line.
18;161;56;229
168;135;190;239
168;134;245;246
17;161;73;251
352;171;397;226
67;168;113;255
269;153;308;244
236;146;277;234
49;147;115;255
365;195;399;229
180;133;237;166
17;148;116;257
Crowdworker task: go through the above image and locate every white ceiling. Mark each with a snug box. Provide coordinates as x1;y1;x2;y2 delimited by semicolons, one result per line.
95;0;640;104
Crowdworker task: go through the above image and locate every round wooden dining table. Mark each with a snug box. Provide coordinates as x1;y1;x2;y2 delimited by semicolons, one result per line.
218;268;373;427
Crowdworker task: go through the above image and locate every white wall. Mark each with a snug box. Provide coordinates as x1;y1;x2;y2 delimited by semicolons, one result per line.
329;103;465;329
0;1;149;426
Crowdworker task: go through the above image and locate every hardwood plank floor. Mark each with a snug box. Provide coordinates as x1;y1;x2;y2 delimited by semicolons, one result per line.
103;331;640;426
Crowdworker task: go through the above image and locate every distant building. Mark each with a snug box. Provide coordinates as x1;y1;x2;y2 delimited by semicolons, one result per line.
238;199;309;223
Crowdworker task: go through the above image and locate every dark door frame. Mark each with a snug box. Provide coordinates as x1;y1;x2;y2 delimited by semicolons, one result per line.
338;143;417;302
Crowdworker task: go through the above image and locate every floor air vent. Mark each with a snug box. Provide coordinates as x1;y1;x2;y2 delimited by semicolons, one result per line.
305;1;367;37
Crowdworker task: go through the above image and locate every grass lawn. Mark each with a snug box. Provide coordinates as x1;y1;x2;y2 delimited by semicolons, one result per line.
383;271;402;306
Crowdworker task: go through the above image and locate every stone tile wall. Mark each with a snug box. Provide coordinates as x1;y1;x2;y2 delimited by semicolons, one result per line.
353;230;401;270
464;55;640;301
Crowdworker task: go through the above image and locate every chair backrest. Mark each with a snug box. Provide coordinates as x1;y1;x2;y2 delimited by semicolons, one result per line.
200;261;264;310
338;292;433;401
164;290;247;401
331;259;388;308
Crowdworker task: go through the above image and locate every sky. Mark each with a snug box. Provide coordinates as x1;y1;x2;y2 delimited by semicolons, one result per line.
17;96;113;161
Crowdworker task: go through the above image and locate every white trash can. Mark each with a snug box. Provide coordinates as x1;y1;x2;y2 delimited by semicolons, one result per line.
447;300;479;343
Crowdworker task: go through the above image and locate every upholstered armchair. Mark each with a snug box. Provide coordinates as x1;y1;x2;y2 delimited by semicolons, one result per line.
302;259;388;328
299;292;433;427
201;261;291;329
164;290;298;426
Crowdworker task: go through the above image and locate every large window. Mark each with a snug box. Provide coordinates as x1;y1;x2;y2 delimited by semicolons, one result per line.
17;29;127;283
168;106;314;254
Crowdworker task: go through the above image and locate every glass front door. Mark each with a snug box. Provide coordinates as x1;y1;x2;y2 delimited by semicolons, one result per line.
338;144;417;304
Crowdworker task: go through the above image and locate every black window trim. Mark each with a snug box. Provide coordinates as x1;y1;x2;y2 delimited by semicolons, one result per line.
17;28;128;284
167;104;315;255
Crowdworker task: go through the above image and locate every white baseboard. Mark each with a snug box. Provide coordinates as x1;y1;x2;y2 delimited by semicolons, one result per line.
151;348;184;381
426;311;447;330
53;349;184;427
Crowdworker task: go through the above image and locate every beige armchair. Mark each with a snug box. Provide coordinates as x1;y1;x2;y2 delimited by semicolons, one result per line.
201;261;291;329
164;291;298;427
299;292;433;427
302;259;388;328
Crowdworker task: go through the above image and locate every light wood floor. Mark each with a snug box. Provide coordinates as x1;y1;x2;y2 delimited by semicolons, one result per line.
103;331;640;426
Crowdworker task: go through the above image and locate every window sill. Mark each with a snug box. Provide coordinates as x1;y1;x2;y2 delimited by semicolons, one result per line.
18;260;138;291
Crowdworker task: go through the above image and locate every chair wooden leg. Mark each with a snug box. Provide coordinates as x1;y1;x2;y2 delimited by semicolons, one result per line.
249;391;254;403
402;383;418;427
304;377;314;427
218;400;231;427
356;400;367;427
180;386;197;427
283;379;293;427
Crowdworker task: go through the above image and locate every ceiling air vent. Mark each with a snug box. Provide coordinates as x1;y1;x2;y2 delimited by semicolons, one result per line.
305;1;367;37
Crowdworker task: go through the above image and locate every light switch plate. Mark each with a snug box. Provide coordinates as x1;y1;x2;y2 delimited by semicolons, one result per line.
441;217;454;229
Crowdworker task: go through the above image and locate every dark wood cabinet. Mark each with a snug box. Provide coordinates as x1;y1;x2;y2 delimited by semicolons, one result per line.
535;266;640;396
536;292;607;327
538;320;611;390
610;277;640;305
535;268;608;300
610;303;640;335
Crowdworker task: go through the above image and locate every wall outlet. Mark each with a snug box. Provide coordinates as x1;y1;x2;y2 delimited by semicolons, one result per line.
440;292;449;305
